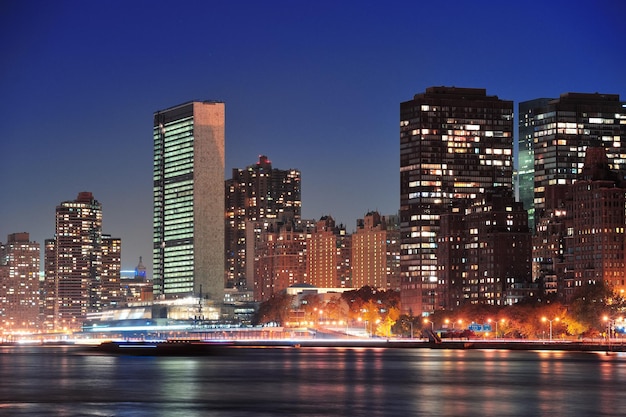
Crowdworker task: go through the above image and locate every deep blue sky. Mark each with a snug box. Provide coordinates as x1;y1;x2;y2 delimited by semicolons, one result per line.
2;0;625;274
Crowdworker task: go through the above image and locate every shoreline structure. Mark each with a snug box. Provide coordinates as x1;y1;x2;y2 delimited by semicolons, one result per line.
84;338;626;354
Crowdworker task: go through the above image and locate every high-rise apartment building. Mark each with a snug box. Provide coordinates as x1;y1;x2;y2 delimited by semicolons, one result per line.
153;101;225;303
43;192;121;330
306;216;351;289
0;233;40;331
564;147;626;300
100;235;122;308
225;155;301;290
438;189;531;308
254;218;309;302
518;93;626;229
400;87;514;315
351;211;401;290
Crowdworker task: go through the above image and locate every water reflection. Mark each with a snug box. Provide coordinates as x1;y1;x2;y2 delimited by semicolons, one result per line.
1;346;626;416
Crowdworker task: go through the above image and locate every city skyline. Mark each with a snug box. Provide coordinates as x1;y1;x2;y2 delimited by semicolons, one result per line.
2;1;625;274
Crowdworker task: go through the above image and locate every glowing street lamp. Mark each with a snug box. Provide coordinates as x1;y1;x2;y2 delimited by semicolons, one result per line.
603;315;623;341
423;318;434;330
487;318;505;339
541;317;559;341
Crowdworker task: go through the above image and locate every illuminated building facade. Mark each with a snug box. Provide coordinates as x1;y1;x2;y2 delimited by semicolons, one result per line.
0;233;40;331
254;218;310;302
153;101;225;303
306;216;351;289
519;93;626;229
563;147;626;300
43;192;121;330
225;155;301;290
438;189;531;308
517;98;551;231
531;184;569;300
400;87;514;315
100;235;122;308
351;211;400;290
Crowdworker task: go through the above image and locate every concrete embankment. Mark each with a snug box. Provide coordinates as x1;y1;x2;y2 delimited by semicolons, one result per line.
228;339;626;352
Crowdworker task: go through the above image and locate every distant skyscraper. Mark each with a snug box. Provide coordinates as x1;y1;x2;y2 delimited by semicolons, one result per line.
100;235;122;308
305;216;351;288
0;233;40;331
400;87;514;316
518;93;626;229
153;101;225;303
121;257;152;303
43;192;121;330
225;155;301;290
517;98;551;231
135;256;147;280
351;211;400;291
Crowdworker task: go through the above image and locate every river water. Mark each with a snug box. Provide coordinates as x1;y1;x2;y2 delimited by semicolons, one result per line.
0;344;625;416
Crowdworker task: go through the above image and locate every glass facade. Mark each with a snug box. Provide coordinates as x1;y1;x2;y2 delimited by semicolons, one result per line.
153;116;195;295
153;101;225;301
518;98;551;231
519;93;626;227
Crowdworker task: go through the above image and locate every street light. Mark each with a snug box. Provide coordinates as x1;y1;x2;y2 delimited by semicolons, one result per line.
423;318;434;330
487;318;505;339
603;315;623;342
541;317;559;341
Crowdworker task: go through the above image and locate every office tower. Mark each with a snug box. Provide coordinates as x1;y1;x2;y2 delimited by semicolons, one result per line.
0;233;40;331
517;98;551;230
519;93;626;229
351;211;401;290
438;189;531;308
306;216;351;288
400;87;514;316
225;155;301;289
254;218;309;302
43;192;121;330
153;101;225;303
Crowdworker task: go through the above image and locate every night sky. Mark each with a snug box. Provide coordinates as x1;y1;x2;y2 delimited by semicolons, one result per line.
2;0;625;275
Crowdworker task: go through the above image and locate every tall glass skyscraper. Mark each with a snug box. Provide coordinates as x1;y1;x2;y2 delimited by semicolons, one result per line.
400;87;514;316
518;93;626;230
153;101;225;303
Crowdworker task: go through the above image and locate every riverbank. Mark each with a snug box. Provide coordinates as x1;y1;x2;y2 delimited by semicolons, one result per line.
224;338;626;352
4;338;624;354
